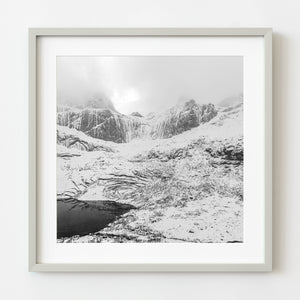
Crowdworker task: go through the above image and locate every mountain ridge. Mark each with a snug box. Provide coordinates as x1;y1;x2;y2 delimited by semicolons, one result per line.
57;99;221;143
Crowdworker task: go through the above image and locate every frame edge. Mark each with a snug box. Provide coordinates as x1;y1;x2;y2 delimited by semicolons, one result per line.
28;27;273;272
264;28;273;272
28;27;272;37
30;262;272;272
28;28;37;272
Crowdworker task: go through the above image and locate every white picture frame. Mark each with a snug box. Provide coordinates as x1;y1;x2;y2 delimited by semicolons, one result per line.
29;28;272;272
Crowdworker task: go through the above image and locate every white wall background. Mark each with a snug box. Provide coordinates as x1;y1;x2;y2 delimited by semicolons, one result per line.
0;0;299;299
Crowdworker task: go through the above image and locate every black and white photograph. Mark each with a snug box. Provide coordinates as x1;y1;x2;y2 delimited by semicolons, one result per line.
56;56;244;243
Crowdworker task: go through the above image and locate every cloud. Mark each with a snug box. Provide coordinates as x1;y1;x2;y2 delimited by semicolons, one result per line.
57;56;243;114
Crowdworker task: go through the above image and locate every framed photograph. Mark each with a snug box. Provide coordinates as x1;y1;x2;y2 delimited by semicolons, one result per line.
29;28;272;272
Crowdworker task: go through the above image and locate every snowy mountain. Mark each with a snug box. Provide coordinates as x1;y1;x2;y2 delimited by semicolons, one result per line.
57;99;219;143
57;107;145;143
57;96;244;243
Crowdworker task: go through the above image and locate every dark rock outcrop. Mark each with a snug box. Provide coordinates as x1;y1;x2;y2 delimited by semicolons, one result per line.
130;112;143;118
86;113;142;143
205;138;243;164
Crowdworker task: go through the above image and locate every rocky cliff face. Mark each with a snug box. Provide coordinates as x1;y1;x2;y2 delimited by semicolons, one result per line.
57;100;218;143
57;107;146;143
150;100;217;139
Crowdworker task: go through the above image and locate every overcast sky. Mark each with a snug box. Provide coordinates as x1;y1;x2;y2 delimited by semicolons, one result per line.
57;56;243;115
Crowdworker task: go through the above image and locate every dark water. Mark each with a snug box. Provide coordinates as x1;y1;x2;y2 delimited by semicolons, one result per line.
57;199;135;238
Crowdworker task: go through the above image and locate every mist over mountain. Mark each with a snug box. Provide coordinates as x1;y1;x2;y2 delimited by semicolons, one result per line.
57;56;243;115
58;95;116;111
218;93;243;107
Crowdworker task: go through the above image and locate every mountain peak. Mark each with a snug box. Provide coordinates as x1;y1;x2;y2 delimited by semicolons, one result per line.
84;98;116;111
130;112;143;118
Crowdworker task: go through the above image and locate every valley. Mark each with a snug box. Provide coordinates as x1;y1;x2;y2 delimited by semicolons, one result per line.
56;98;243;243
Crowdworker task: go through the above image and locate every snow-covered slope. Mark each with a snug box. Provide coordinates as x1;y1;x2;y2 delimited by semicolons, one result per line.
57;97;244;243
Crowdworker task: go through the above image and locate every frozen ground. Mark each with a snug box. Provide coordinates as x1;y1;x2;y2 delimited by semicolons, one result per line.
57;101;243;243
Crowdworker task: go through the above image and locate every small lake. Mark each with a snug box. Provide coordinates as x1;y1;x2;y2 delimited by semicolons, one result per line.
57;199;135;238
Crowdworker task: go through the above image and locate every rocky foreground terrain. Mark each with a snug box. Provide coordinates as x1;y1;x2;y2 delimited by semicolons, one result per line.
57;97;243;243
